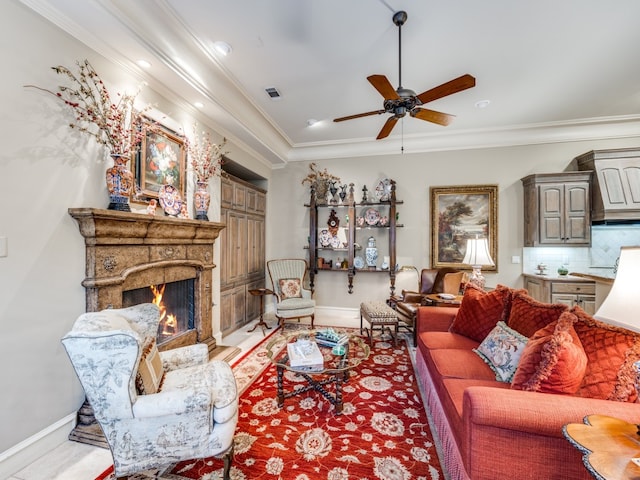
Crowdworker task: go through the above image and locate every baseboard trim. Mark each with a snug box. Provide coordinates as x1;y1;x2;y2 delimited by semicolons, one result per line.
0;413;76;479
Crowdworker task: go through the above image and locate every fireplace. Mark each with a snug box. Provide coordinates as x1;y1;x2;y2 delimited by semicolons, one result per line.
123;280;195;346
69;207;225;354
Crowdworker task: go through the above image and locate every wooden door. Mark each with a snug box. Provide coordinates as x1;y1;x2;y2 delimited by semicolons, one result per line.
538;183;564;244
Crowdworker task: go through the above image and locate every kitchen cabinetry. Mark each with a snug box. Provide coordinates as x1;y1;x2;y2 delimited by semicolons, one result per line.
522;274;596;315
220;174;266;335
521;172;592;246
307;180;402;294
575;148;640;222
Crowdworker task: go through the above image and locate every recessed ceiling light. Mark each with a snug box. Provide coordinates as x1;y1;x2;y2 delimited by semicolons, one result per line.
136;59;152;69
212;41;232;56
194;102;204;109
475;99;491;109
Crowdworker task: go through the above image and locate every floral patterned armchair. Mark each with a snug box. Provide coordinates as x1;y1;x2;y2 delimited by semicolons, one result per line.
267;258;315;329
61;303;238;479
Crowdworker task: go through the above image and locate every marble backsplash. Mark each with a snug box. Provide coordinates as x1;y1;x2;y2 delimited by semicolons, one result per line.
523;224;640;276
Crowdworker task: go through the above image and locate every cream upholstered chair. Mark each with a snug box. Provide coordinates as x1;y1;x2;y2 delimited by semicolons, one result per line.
61;303;238;480
267;258;315;328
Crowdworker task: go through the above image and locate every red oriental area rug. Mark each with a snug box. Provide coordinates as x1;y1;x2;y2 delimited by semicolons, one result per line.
97;333;443;480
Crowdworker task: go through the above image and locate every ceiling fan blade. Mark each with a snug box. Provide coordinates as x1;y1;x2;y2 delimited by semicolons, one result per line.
376;116;398;139
416;74;476;105
333;109;386;122
367;75;400;100
411;108;455;126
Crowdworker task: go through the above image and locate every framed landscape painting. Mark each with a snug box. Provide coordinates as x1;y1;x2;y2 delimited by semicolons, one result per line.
430;184;498;271
135;119;186;199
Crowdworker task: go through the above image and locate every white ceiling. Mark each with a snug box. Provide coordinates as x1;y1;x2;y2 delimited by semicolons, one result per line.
21;0;640;167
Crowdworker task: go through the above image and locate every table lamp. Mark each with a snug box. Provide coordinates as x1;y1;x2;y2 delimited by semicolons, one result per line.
593;246;640;332
462;235;494;290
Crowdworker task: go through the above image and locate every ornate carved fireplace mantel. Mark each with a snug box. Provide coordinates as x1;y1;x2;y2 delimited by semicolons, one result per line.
69;208;225;355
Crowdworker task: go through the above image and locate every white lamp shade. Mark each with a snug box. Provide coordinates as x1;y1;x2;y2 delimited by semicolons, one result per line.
594;246;640;332
462;237;495;267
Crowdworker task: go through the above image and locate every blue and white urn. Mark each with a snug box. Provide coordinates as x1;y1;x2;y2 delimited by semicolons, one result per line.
365;236;378;268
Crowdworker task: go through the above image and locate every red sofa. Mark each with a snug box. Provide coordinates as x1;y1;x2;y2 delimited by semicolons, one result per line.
414;285;640;480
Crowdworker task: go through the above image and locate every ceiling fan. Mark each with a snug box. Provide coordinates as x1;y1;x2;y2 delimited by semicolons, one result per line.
333;10;476;140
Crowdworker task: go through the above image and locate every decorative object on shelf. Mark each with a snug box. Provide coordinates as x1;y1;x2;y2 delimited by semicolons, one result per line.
347;183;355;204
365;236;378;268
301;163;340;206
330;236;341;248
430;184;498;270
379;215;389;227
375;178;393;201
158;176;183;217
354;256;365;269
318;229;332;247
462;235;495;290
187;123;226;220
364;208;381;226
536;263;548;275
329;181;339;204
557;265;569;276
327;209;340;236
26;59;153;211
381;256;390;270
178;204;189;219
106;154;135;211
361;185;369;203
137;119;186;200
357;216;366;227
339;184;348;204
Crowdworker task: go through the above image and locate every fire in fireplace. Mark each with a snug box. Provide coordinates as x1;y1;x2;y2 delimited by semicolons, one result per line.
122;279;195;346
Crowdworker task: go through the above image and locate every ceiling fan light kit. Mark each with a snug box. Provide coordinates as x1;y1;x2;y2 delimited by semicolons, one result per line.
333;10;476;140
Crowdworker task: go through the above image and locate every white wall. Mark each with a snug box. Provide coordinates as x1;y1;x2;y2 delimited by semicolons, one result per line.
266;139;640;310
0;1;269;475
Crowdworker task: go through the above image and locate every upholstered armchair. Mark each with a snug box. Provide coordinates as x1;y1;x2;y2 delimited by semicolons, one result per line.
267;258;315;329
61;303;238;479
389;268;464;345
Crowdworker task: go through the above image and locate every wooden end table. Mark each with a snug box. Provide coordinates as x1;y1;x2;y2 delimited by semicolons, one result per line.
422;293;463;307
563;414;640;480
247;288;273;335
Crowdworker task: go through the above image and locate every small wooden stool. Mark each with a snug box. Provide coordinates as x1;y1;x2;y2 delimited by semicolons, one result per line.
360;301;398;346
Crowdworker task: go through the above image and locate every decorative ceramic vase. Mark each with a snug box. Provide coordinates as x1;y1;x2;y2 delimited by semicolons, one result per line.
314;180;329;205
194;180;210;220
106;154;133;211
329;181;339;204
365;236;378;268
339;184;347;204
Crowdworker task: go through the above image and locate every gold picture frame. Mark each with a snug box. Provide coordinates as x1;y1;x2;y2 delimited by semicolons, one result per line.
430;184;498;271
134;118;186;200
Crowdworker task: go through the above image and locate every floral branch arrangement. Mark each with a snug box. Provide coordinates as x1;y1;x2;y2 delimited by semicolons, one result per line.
25;59;152;157
187;123;227;182
301;162;341;186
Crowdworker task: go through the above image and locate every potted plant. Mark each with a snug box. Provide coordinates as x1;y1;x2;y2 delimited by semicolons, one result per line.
26;59;153;211
186;123;227;220
301;163;341;205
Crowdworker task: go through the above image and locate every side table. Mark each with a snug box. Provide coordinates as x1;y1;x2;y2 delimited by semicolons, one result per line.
248;288;273;335
563;414;640;479
423;293;463;307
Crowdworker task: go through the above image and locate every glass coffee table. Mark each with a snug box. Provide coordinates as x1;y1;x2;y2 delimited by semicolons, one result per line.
266;329;370;414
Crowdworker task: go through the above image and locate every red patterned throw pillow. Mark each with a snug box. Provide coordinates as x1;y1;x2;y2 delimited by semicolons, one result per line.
450;284;518;342
572;306;640;402
278;278;302;299
511;311;587;394
506;292;567;338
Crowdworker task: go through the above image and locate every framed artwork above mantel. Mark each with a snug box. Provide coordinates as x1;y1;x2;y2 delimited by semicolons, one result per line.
430;184;498;271
134;118;186;200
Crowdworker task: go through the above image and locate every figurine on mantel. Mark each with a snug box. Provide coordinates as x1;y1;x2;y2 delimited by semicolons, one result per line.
146;199;157;216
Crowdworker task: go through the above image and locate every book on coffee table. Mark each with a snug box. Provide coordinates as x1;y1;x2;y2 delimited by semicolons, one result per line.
287;339;324;371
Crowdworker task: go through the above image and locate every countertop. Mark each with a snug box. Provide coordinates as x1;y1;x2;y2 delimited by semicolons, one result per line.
522;271;615;285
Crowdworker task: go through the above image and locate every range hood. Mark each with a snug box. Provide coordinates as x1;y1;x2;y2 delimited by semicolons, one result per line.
575;148;640;224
